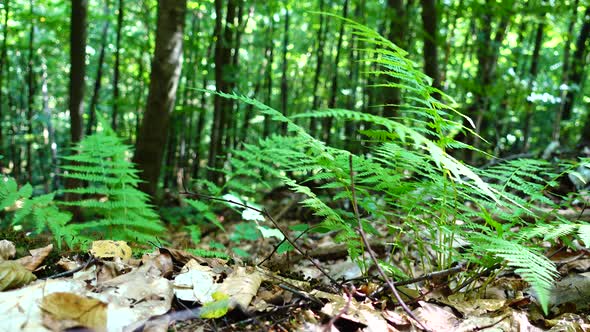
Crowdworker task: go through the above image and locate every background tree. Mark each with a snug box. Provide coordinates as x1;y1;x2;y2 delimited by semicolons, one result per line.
133;0;187;197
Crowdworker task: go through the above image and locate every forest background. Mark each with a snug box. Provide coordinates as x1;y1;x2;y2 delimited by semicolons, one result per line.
1;0;589;197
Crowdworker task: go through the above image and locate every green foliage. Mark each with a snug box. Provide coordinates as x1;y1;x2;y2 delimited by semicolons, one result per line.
0;176;72;249
58;125;165;247
194;17;590;314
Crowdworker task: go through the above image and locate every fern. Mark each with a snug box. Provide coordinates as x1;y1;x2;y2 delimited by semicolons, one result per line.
0;176;73;249
192;17;577;314
58;122;165;247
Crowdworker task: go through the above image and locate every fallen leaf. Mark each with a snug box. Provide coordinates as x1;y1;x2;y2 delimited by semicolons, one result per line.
217;266;263;309
0;240;16;261
0;260;36;291
90;240;132;261
41;292;107;332
17;243;53;271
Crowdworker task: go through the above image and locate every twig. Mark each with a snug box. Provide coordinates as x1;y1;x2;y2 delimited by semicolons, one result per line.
348;155;429;332
369;263;466;298
43;257;96;280
180;191;341;287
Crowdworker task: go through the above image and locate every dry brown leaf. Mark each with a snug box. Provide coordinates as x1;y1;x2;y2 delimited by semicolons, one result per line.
217;266;263;309
40;292;107;332
90;240;132;261
412;301;459;332
17;243;53;271
142;250;174;278
0;240;16;261
0;260;36;291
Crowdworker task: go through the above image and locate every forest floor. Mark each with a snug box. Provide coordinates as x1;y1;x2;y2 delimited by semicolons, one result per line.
2;194;590;331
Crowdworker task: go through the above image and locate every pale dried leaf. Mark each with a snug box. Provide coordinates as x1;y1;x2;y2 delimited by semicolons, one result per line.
17;243;53;271
90;240;132;261
217;266;263;309
41;292;107;332
0;240;16;261
0;260;36;291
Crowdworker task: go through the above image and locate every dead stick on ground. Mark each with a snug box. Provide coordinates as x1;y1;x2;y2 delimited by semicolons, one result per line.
348;155;430;332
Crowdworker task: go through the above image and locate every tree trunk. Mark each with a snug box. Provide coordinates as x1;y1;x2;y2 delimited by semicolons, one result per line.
420;0;441;92
69;0;87;145
112;0;124;130
280;8;289;135
552;0;579;141
86;0;110;136
563;6;590;124
383;0;406;118
309;0;325;137
26;0;35;183
133;0;187;197
522;18;545;151
322;0;348;144
0;0;9;167
262;15;274;138
207;0;236;185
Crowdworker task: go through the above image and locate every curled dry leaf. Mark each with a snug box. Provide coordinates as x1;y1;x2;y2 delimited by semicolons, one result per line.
0;260;36;291
17;243;53;271
0;240;16;261
41;292;107;332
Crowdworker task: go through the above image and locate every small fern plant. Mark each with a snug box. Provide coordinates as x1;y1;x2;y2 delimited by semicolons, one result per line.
58;122;165;247
193;15;587;314
0;175;72;249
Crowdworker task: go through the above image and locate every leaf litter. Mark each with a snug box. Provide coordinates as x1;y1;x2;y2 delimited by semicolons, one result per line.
2;231;590;331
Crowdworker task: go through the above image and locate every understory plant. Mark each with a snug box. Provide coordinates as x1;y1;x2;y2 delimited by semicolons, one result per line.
0;118;165;249
195;15;589;314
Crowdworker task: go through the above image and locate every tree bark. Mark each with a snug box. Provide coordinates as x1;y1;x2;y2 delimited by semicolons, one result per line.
26;0;35;183
86;0;110;136
133;0;187;197
207;0;236;184
522;18;545;151
112;0;124;130
552;0;579;141
69;0;87;145
321;0;348;145
280;8;289;135
563;6;590;124
383;0;406;118
0;0;9;166
420;0;441;92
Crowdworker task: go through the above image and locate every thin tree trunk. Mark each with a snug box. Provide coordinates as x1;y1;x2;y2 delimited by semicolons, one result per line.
192;37;214;179
112;0;124;130
69;0;87;145
207;0;236;184
322;0;348;144
553;0;579;141
420;0;441;92
0;0;9;168
40;58;58;191
280;8;289;135
133;0;187;197
86;0;110;136
26;0;35;183
262;16;274;138
563;6;590;123
309;0;325;137
522;18;545;151
383;0;406;118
